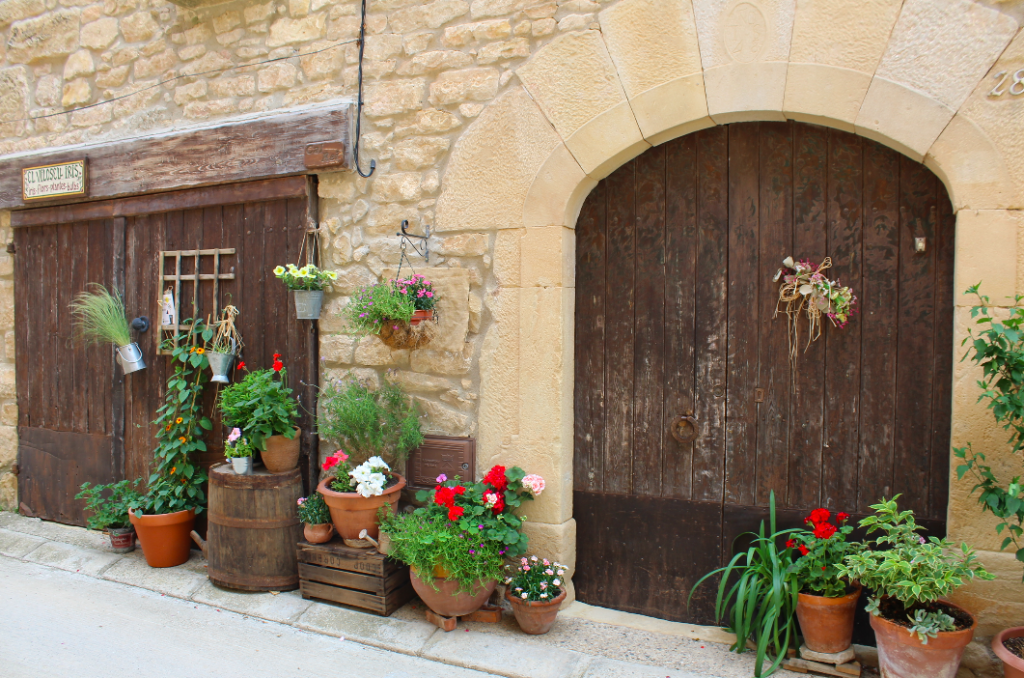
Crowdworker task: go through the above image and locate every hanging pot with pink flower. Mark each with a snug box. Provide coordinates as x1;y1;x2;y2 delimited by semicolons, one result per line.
506;555;569;634
341;275;437;350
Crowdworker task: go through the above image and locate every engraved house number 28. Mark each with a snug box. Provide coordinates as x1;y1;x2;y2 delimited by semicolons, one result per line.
989;70;1024;97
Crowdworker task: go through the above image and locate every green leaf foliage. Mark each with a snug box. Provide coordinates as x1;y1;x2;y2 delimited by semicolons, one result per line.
218;364;299;451
316;376;423;466
75;479;145;530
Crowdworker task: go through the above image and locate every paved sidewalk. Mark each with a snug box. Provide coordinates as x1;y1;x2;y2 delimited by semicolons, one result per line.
0;511;802;678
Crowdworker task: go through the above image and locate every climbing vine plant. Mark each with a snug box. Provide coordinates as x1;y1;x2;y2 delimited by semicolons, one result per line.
143;320;214;515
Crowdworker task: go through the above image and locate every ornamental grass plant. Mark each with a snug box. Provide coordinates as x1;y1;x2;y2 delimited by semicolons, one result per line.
316;377;422;467
70;283;132;347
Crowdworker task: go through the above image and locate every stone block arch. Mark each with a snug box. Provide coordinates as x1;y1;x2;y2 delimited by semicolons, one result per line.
436;0;1024;608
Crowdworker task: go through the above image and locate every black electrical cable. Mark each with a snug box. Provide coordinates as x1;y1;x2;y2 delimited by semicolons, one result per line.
353;0;376;178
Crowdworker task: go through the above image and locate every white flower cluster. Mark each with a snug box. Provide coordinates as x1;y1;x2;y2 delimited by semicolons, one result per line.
350;456;390;498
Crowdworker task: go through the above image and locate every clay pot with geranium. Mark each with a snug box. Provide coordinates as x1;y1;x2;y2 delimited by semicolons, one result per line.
297;492;334;544
218;354;300;473
786;508;861;654
835;496;994;678
315;377;422;543
384;464;545;618
505;555;568;634
342;275;437;350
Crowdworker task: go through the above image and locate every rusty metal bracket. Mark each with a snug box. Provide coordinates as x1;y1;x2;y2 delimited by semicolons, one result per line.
669;414;699;444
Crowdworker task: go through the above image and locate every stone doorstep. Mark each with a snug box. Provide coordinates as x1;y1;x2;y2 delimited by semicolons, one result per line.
0;515;720;678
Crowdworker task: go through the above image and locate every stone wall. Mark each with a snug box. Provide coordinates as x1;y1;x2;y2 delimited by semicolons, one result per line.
0;210;18;511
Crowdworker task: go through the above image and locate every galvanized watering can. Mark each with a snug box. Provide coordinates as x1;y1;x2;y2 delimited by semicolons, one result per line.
115;343;145;374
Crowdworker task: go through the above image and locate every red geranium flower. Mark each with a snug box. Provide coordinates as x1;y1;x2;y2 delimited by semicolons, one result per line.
273;360;284;372
798;544;810;556
808;508;831;525
483;464;508;492
837;512;850;522
785;539;796;549
434;486;455;508
448;505;465;521
273;353;282;360
813;522;838;540
236;361;246;371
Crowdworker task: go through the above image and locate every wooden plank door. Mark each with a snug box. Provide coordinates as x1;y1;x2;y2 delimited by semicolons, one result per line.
14;219;120;524
572;122;956;624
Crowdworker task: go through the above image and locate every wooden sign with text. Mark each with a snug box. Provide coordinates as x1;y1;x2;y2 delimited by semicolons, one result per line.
22;160;87;200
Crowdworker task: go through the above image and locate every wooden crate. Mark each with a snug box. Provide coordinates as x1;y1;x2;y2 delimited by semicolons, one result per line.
296;539;413;616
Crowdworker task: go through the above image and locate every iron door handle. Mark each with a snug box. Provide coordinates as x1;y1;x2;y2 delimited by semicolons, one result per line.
670;415;698;444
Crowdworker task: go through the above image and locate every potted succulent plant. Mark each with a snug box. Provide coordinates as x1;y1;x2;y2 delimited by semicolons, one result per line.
691;492;800;677
75;479;145;553
341;277;433;350
297;492;334;544
70;283;145;374
384;465;543;618
836;497;993;678
224;427;253;475
273;263;337;320
315;378;422;541
787;508;861;654
218;354;299;473
505;554;568;634
131;321;211;567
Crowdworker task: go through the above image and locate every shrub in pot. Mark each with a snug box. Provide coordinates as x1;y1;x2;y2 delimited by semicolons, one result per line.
691;492;799;677
505;555;568;634
787;508;861;654
384;465;545;617
315;378;422;540
219;355;300;473
836;496;994;678
274;263;337;320
130;321;211;568
70;283;145;374
75;479;145;553
224;427;254;475
297;492;334;544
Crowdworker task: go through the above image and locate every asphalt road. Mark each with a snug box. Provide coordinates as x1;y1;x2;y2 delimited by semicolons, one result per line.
0;557;497;678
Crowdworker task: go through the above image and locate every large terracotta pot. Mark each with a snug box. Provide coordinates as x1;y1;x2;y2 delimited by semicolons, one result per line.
317;474;405;541
262;427;300;473
870;601;976;678
993;627;1024;678
303;522;334;544
129;508;195;568
507;588;566;635
796;585;861;653
411;568;497;617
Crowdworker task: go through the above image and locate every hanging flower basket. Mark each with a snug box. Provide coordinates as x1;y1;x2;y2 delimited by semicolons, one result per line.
774;256;856;361
378;319;433;350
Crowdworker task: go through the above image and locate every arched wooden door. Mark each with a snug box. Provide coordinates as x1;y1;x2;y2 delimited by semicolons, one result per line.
572;122;955;624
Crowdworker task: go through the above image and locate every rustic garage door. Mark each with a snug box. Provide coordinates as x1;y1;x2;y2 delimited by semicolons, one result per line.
14;177;318;525
572;122;955;624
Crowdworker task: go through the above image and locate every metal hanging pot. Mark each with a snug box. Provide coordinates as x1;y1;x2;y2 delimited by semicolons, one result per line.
293;290;323;320
207;351;234;383
115;343;146;374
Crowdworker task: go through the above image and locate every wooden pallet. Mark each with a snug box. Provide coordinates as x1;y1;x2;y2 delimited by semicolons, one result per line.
296;539;413;617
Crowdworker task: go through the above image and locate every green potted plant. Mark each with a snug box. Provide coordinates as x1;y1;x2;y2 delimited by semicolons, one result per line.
218;354;299;473
70;283;145;374
505;554;568;635
690;492;799;677
273;263;337;320
836;496;993;678
130;321;211;568
384;465;542;618
224;427;254;475
297;492;334;544
341;278;433;350
786;508;861;654
315;377;422;541
75;479;145;553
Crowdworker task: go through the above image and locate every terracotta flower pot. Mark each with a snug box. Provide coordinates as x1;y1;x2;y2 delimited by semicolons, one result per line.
317;474;405;541
303;522;334;544
262;427;300;473
993;627;1024;678
870;601;975;678
411;568;497;617
410;309;434;326
796;585;861;653
507;588;566;635
129;508;195;568
107;525;136;553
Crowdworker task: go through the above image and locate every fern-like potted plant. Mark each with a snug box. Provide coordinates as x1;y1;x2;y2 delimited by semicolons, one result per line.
70;283;145;374
273;263;337;320
75;479;145;553
836;497;993;678
218;354;300;473
315;377;422;543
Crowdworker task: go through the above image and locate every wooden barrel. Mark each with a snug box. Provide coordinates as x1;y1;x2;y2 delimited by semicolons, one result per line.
206;463;303;591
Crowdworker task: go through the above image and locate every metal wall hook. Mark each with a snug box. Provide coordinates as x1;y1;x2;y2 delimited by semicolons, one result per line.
131;316;150;333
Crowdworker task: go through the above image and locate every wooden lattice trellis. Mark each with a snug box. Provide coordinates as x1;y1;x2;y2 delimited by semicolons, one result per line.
158;248;236;354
